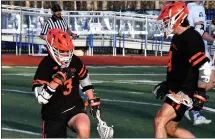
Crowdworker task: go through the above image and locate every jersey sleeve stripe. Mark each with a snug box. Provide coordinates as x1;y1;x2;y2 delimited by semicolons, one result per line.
192;55;207;67
33;79;49;85
189;52;203;63
78;65;86;76
79;69;87;78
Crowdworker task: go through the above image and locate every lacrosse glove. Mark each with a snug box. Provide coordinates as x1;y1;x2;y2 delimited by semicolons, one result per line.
88;97;101;118
52;67;74;86
193;88;208;111
152;81;168;100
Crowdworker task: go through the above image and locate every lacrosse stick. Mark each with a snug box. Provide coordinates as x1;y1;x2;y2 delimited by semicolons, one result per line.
96;110;114;138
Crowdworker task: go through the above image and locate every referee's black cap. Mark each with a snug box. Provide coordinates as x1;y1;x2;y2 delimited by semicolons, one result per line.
51;4;62;12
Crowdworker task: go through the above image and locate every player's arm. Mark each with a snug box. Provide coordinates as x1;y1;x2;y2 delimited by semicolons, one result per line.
33;68;71;104
39;21;50;41
32;62;57;104
76;55;100;118
187;34;211;110
63;17;79;39
194;21;215;45
32;59;69;104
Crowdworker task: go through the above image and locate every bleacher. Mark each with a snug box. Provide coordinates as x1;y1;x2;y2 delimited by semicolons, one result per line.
1;5;215;56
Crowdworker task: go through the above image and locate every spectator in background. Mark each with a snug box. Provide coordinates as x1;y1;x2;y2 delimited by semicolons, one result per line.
40;3;78;41
212;17;215;38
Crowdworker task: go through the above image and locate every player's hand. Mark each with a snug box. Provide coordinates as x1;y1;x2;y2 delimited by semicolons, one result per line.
36;84;54;104
193;88;208;111
71;33;79;40
88;97;101;118
152;81;168;100
52;68;74;85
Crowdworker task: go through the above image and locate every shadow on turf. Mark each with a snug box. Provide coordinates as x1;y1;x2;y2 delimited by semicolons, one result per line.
2;120;41;134
2;120;77;138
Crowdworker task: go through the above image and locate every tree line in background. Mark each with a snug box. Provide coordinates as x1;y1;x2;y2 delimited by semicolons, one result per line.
2;1;215;10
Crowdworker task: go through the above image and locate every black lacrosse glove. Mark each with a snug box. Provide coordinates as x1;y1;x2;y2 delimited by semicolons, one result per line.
192;88;208;111
52;67;74;86
152;81;168;100
88;97;101;118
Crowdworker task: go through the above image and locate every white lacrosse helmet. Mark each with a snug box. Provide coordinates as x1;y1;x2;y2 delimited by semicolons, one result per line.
46;28;74;68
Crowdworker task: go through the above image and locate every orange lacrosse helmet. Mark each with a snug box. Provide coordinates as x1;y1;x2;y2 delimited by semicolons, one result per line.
158;2;188;35
46;28;74;68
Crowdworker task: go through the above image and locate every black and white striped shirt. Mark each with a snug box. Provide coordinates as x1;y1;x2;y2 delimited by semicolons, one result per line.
40;15;69;35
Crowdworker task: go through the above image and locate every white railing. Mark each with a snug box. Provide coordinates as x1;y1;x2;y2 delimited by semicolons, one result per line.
1;4;214;56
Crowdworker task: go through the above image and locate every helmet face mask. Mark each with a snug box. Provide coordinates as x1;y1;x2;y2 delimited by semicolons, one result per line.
158;2;188;35
46;29;74;68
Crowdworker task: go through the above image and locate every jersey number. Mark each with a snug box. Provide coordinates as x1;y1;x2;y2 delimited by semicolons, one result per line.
199;12;203;17
168;51;173;72
63;79;72;95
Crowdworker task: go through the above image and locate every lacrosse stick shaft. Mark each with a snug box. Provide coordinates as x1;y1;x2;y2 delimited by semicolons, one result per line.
96;110;103;123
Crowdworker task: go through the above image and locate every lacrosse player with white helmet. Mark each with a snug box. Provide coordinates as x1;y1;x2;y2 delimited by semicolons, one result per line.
154;2;211;138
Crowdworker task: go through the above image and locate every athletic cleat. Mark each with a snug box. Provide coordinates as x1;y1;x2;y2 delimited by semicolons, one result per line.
193;116;212;125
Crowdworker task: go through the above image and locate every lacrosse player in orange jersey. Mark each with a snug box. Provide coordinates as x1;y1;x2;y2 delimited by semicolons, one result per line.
32;28;100;138
183;1;215;125
153;2;211;138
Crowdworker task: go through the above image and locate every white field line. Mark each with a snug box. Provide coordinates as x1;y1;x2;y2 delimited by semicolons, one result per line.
2;89;34;94
1;89;161;107
87;66;167;68
2;73;165;76
102;98;161;106
90;73;165;76
2;127;41;136
1;76;160;85
2;66;166;69
2;88;215;113
1;66;12;68
1;87;215;136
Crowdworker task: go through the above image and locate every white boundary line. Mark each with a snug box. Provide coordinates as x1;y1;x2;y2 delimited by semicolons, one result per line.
2;73;165;76
2;127;41;136
2;89;33;94
2;66;167;69
1;88;215;137
2;88;215;113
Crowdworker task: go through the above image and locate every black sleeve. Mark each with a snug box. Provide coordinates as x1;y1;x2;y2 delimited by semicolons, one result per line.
73;55;89;80
32;57;53;91
181;31;209;93
73;55;94;92
187;32;209;69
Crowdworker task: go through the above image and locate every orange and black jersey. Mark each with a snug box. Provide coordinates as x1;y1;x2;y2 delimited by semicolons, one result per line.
32;54;91;118
166;27;209;97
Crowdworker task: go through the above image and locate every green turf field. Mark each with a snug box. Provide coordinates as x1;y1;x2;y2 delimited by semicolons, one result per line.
2;66;215;138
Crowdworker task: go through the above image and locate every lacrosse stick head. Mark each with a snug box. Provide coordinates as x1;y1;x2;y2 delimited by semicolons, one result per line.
96;110;114;138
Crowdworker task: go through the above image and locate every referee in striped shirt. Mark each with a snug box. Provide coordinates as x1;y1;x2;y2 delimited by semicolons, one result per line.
40;3;78;40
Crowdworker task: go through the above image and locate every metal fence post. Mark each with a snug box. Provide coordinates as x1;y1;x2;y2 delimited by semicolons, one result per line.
145;16;148;57
19;8;23;55
113;13;116;56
